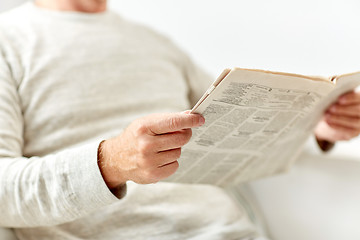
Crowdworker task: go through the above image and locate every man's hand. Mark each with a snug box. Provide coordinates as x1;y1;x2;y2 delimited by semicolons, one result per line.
98;112;205;188
315;90;360;143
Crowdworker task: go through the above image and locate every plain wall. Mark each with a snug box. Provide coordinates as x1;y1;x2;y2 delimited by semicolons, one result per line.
108;0;360;77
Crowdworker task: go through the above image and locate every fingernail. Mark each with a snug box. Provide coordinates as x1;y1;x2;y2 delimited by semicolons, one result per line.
329;106;336;112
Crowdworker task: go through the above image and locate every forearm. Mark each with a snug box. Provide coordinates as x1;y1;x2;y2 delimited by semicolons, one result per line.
0;141;119;228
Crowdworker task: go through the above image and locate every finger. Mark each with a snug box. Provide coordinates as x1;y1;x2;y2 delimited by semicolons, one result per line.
325;122;360;141
146;112;205;135
155;148;182;167
338;91;360;105
153;161;179;180
325;113;360;130
328;104;360;118
153;129;192;151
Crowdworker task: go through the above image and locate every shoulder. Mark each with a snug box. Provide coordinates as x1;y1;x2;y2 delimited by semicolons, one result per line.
0;4;31;86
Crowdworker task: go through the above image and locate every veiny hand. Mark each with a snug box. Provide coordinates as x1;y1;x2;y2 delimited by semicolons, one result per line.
98;112;205;188
315;90;360;142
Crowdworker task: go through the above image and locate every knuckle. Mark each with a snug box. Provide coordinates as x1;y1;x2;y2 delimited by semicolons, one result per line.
142;169;152;179
138;138;152;153
138;157;152;168
191;115;198;126
168;117;181;131
134;123;148;136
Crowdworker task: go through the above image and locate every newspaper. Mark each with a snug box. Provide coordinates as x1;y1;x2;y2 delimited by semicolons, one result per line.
166;68;360;186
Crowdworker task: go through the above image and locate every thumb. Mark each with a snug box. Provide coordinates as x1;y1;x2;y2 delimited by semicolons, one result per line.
146;112;205;135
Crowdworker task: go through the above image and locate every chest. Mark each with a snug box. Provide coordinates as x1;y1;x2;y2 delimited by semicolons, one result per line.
15;25;191;155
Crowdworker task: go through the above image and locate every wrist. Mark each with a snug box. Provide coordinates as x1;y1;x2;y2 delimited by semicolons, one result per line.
97;140;127;189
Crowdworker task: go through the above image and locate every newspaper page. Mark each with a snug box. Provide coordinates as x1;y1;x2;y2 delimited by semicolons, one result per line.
166;68;338;186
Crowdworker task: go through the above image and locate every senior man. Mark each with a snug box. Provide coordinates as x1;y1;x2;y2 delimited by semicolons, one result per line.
0;0;359;239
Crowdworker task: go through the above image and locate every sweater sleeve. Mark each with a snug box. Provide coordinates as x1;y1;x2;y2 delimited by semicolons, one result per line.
0;50;120;228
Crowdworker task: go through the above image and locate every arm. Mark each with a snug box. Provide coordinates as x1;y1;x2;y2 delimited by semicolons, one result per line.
314;90;360;151
0;52;120;227
0;68;204;228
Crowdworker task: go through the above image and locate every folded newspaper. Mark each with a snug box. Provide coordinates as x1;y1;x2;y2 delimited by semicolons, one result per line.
165;68;360;186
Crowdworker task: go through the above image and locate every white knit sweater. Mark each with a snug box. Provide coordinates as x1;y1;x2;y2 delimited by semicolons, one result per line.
0;2;260;239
